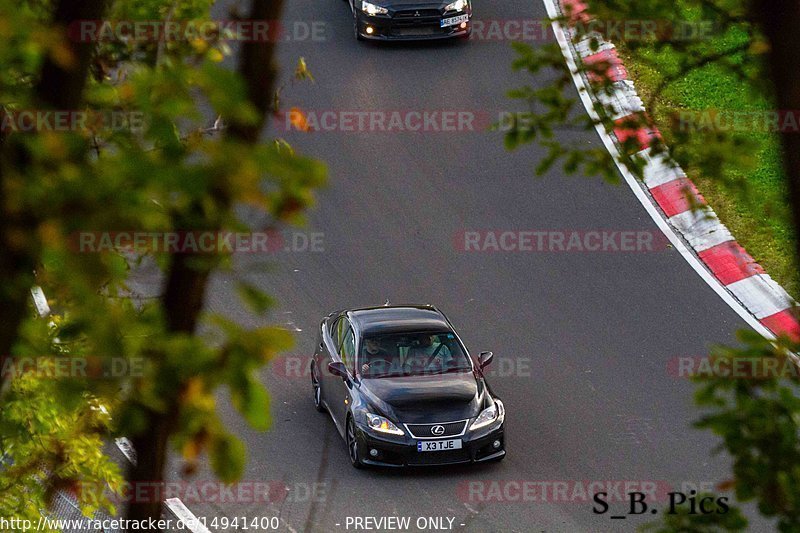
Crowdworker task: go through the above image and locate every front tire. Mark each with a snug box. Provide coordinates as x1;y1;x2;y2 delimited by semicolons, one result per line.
346;416;365;469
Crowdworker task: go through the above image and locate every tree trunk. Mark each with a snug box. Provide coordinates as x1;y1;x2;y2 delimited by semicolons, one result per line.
124;0;285;527
753;1;800;287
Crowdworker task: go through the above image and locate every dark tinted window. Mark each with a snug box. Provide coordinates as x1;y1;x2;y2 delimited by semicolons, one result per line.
358;331;471;378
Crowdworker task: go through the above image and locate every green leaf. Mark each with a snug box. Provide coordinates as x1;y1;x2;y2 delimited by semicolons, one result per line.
237;282;277;315
231;375;271;431
210;432;246;483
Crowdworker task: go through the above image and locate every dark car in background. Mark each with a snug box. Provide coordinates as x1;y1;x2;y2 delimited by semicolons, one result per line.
311;304;505;468
346;0;472;41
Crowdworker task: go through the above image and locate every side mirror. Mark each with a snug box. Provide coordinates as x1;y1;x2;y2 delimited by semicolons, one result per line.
478;351;494;369
328;361;348;379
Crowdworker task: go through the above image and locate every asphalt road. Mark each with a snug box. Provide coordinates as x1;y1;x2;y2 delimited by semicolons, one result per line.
155;0;767;531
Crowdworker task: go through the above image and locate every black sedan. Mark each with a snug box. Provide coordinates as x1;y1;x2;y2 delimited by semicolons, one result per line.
310;304;505;468
346;0;472;41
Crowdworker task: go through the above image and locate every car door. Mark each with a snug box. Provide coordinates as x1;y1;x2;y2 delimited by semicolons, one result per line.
320;316;343;414
329;323;357;432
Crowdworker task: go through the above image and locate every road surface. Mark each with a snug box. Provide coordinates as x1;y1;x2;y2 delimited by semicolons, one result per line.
150;1;766;531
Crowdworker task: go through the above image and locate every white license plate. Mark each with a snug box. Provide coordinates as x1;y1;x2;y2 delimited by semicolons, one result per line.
417;439;462;452
441;14;469;28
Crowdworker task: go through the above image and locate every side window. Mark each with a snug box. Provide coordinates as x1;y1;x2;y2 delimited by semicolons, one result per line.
340;327;355;372
331;317;347;350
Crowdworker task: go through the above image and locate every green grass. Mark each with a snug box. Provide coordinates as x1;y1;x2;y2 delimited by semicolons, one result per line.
615;17;799;298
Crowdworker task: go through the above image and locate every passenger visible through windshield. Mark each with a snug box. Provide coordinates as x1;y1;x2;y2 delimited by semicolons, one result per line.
359;331;472;378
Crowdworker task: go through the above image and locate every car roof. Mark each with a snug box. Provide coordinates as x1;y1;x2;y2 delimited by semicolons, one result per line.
347;305;453;336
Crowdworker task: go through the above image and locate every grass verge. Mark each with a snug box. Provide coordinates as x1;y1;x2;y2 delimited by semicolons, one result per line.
614;11;798;298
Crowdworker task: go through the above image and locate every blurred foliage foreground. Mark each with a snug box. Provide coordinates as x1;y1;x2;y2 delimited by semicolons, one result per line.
0;0;324;527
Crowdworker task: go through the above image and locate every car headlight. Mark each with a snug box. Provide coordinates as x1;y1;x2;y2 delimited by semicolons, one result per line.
445;0;469;11
470;400;504;430
366;413;404;435
362;1;388;15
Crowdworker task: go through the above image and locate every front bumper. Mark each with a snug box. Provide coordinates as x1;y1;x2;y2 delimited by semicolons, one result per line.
356;8;472;41
354;422;505;467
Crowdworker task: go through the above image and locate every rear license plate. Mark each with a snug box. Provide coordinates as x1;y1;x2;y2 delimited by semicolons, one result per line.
417;439;462;452
441;14;469;28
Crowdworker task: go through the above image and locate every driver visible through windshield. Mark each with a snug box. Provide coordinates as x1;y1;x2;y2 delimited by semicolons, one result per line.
359;331;472;378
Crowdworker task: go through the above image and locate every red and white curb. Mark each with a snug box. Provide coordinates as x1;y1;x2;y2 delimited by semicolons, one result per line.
544;0;800;349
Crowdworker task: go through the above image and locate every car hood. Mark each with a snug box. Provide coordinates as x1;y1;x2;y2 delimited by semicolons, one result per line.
359;371;484;423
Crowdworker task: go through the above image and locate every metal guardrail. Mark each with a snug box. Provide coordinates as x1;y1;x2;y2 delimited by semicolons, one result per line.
47;490;122;533
46;489;187;533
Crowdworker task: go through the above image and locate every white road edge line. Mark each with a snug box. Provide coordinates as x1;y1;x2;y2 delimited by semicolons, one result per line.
114;437;137;465
541;0;777;340
165;498;212;533
30;286;51;317
114;439;213;533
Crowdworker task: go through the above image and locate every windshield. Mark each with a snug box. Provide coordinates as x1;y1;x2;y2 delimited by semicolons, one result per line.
358;331;472;378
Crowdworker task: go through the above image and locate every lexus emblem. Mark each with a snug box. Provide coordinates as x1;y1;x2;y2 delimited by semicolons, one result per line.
431;425;445;436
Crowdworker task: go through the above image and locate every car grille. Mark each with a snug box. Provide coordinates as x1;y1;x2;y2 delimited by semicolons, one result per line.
392;8;441;32
394;9;441;19
404;420;467;439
